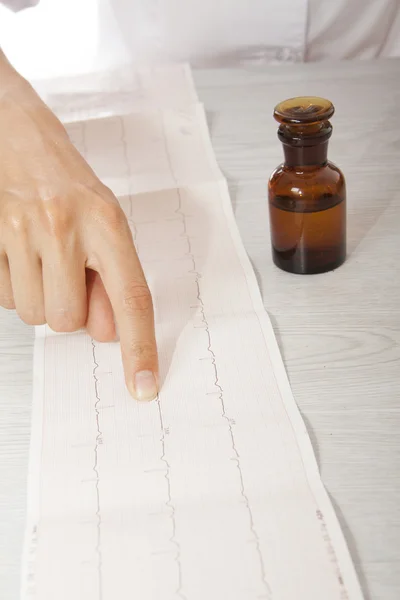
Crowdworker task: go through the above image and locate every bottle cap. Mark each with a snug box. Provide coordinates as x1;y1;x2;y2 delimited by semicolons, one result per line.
273;97;334;125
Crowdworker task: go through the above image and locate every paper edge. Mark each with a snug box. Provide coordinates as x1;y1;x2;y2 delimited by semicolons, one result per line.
217;177;364;599
191;82;364;599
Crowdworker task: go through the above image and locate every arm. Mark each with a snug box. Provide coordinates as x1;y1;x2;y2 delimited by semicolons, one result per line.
0;46;22;86
0;50;159;401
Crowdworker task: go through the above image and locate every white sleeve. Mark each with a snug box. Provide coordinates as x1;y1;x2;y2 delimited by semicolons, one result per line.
307;0;400;59
1;0;39;12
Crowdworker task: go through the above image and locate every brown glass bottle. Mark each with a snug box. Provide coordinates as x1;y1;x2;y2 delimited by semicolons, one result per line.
268;96;346;274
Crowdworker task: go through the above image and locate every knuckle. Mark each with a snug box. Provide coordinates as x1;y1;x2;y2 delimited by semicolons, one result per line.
19;307;45;326
47;309;85;333
123;284;153;314
127;340;157;363
91;200;128;234
95;183;115;200
42;198;73;239
0;295;16;310
3;202;29;237
1;194;73;244
104;204;127;233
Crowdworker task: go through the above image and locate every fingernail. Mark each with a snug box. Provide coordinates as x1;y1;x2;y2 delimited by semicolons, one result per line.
133;370;158;402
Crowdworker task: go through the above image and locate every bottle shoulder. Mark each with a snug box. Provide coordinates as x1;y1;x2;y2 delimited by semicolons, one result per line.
269;161;345;199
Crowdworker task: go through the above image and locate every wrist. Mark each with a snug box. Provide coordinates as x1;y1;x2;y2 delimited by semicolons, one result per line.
0;49;36;104
0;49;20;84
0;49;68;139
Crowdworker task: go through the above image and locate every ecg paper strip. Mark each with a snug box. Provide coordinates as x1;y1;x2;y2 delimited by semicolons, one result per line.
35;64;200;124
22;65;364;600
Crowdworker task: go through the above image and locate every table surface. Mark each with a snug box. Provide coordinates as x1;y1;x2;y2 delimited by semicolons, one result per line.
1;59;399;600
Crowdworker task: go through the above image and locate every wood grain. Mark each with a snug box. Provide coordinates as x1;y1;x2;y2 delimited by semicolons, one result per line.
0;58;399;599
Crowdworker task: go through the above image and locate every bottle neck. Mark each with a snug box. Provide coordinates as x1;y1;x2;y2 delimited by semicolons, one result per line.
282;140;329;167
278;121;332;168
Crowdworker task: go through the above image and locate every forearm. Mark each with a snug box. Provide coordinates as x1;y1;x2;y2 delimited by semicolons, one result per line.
0;48;51;119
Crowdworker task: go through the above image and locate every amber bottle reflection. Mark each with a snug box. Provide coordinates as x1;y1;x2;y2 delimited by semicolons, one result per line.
268;96;346;274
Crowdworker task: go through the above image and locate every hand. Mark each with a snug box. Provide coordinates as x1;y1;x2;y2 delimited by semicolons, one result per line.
0;74;158;401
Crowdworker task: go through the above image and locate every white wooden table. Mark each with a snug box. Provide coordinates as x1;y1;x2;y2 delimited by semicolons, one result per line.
1;59;399;600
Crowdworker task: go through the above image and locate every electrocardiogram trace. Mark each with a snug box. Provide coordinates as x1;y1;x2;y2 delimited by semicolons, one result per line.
160;115;270;598
120;115;186;600
30;86;362;600
82;112;273;599
81;121;104;600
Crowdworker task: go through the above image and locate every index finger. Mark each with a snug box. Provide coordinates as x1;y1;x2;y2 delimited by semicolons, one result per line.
90;205;159;402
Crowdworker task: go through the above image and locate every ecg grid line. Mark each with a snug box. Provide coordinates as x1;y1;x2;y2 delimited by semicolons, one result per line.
125;111;271;598
81;121;104;600
91;339;104;600
79;107;274;599
213;185;351;600
120;115;187;600
159;113;272;600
